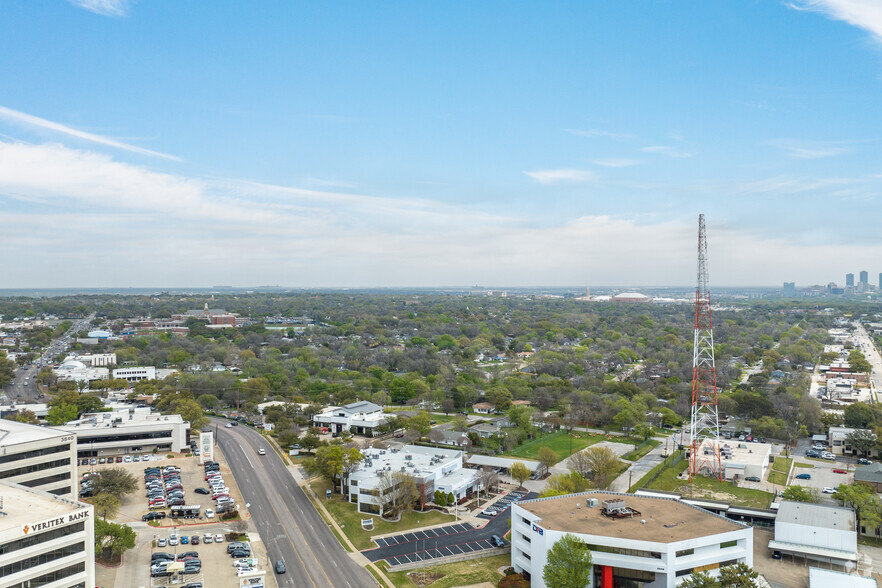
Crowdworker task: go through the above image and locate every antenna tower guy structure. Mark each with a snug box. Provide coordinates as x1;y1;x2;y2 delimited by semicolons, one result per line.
688;214;722;481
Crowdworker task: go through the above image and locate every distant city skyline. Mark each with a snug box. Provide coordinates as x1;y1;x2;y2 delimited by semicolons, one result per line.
2;2;882;287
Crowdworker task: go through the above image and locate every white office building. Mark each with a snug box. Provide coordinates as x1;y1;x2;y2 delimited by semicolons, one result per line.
0;480;95;588
768;500;858;570
59;406;190;457
112;366;157;382
53;360;109;385
347;445;480;514
313;401;387;436
0;420;78;497
511;492;753;588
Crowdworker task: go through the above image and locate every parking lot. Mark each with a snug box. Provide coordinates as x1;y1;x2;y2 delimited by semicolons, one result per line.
476;490;535;520
380;535;505;567
374;523;474;547
91;444;277;588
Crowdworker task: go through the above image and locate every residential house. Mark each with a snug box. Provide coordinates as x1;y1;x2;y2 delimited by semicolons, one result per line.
472;402;493;414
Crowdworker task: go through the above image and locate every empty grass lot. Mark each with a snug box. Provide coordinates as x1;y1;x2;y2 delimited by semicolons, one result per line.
794;462;815;468
379;554;510;588
504;430;625;461
647;459;774;509
309;479;454;551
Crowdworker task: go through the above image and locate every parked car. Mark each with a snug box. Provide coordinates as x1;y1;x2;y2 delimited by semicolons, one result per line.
744;476;761;482
858;458;873;465
225;423;233;428
805;450;820;458
822;452;836;460
195;487;210;495
157;538;167;547
177;551;199;560
490;535;505;547
215;534;224;543
795;473;811;480
191;536;200;545
203;533;213;544
833;468;847;474
823;487;836;494
142;511;166;521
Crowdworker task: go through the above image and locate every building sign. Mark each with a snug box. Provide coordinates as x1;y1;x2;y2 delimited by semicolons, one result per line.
532;523;544;535
23;509;89;535
200;431;214;463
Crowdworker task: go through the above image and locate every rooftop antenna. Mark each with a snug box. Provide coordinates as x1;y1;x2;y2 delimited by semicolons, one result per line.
689;214;722;482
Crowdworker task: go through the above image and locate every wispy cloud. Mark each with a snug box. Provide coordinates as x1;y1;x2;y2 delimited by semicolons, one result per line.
0;105;179;161
640;145;693;158
788;1;882;42
524;169;595;184
591;158;640;168
67;0;131;17
565;128;633;140
303;177;357;189
767;138;853;159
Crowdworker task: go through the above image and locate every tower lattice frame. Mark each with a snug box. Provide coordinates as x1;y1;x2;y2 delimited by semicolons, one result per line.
688;214;722;481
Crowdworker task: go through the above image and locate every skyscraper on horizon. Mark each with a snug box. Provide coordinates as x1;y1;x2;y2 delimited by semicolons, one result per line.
783;282;796;297
860;270;869;290
846;273;855;288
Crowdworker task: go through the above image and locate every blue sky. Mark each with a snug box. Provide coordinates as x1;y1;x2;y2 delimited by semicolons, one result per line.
1;0;882;288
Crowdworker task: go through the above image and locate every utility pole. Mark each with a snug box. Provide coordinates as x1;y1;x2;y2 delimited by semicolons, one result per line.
689;214;722;482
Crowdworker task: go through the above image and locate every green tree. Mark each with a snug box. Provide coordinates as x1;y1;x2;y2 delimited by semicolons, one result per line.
91;467;137;498
540;472;592;497
510;462;531;488
94;518;136;557
780;485;820;503
542;533;592;588
405;411;432;438
582;445;621;490
847;429;878;456
46;403;78;426
0;352;15;388
849;350;872;374
91;492;121;520
719;562;760;588
678;572;719;588
434;490;446;506
844;402;877;429
447;491;454;506
538;446;558;476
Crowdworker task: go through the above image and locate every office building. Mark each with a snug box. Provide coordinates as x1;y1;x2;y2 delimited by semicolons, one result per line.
59;406;190;457
312;401;387;436
0;420;78;497
511;492;753;588
846;273;855;288
111;366;156;382
347;445;480;514
860;271;869;290
0;481;95;588
782;282;796;297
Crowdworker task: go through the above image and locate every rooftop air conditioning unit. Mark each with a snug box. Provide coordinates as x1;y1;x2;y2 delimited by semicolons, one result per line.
586;498;599;508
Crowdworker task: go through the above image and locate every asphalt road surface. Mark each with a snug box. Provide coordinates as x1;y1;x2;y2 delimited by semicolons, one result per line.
213;419;376;588
363;508;511;564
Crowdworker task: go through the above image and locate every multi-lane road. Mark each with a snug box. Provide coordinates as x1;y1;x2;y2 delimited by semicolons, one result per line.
3;316;91;402
213;419;376;588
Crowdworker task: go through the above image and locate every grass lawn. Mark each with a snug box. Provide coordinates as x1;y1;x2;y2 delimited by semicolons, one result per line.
794;462;815;469
621;440;661;462
772;457;792;473
504;430;626;462
646;459;774;509
767;471;788;485
380;554;510;588
309;479;454;551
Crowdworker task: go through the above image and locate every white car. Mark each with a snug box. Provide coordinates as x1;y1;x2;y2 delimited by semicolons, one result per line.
203;533;213;543
204;508;215;518
823;487;836;494
233;558;257;567
258;448;266;455
225;423;233;428
215;533;224;543
168;534;178;546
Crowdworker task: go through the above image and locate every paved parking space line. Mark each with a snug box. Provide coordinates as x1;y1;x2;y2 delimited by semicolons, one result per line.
444;546;454;556
428;528;440;537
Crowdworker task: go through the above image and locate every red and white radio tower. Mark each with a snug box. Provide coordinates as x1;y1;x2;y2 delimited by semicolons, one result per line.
689;214;722;481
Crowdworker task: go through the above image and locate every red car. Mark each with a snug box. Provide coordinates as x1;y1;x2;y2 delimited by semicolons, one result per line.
833;469;847;474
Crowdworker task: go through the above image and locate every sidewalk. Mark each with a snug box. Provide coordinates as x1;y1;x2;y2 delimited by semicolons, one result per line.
609;434;677;492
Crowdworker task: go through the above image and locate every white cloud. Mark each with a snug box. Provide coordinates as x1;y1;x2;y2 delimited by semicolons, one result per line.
0;105;179;160
591;158;640;168
67;0;130;17
565;128;633;140
524;169;595;184
641;145;693;158
788;1;882;42
767;138;852;159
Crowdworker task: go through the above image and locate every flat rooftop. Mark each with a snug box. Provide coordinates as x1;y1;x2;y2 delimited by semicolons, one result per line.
517;492;745;543
0;420;70;446
0;481;87;529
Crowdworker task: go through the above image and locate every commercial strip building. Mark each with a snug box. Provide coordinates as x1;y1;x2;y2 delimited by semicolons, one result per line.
768;501;858;570
510;491;752;588
0;420;78;497
465;454;542;475
58;406;190;457
0;480;95;588
53;360;109;385
828;426;871;456
111;365;157;382
347;445;480;515
312;400;387;436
